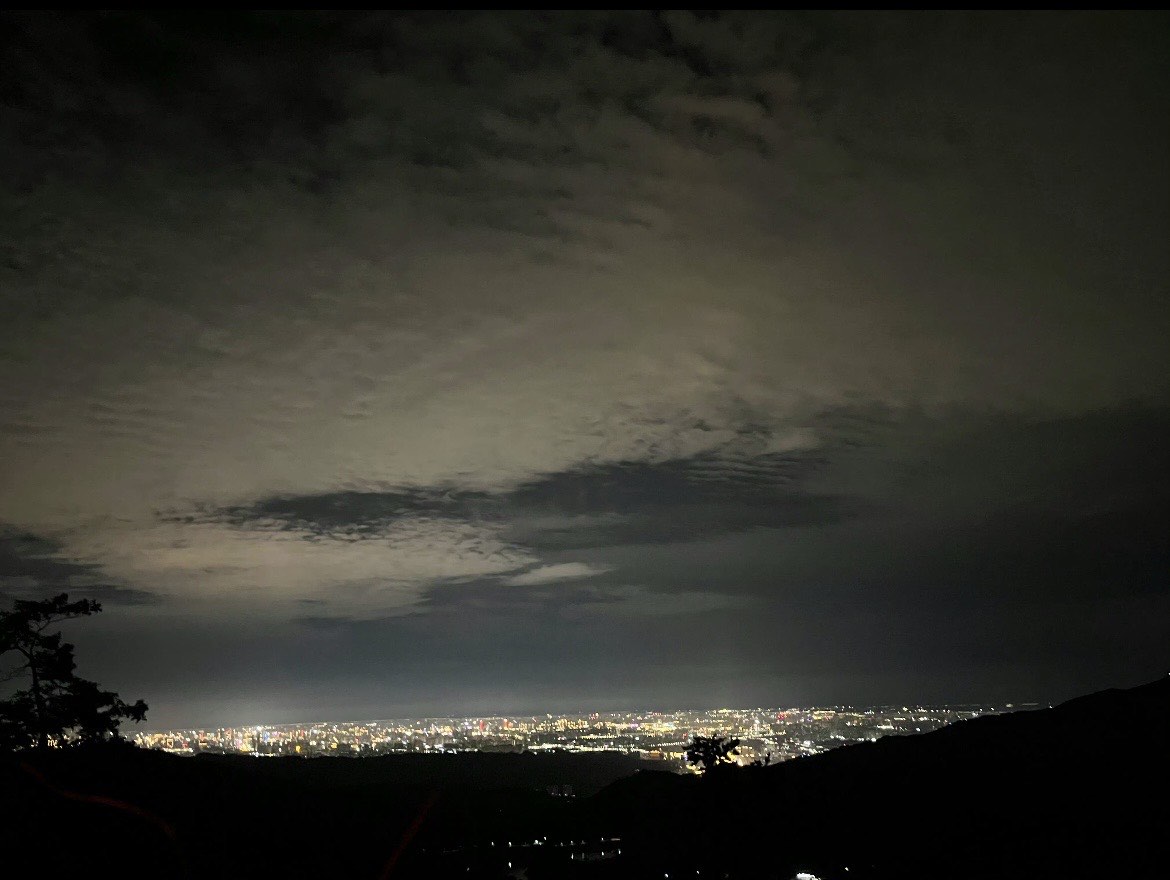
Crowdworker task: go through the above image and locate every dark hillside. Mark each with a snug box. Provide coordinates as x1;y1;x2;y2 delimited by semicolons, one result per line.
0;748;647;878
1;679;1166;879
580;677;1170;879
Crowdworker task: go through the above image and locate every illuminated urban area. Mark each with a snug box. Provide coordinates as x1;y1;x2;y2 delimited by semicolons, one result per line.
135;703;1027;766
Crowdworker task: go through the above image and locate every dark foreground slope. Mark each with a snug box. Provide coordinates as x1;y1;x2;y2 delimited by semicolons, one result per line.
1;678;1166;879
580;676;1170;880
0;748;647;879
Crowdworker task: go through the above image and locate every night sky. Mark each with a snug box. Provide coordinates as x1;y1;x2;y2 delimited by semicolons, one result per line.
2;12;1167;728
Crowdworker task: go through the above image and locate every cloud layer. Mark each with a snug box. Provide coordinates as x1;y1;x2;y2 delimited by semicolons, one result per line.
1;12;1167;724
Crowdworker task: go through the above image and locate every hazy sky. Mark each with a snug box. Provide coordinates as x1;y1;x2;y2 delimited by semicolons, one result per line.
2;12;1167;727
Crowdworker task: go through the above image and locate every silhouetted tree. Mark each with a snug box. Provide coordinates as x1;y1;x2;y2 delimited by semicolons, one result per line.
685;734;740;773
0;593;147;750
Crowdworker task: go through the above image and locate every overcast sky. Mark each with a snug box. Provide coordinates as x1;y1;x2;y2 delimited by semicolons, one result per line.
2;12;1167;728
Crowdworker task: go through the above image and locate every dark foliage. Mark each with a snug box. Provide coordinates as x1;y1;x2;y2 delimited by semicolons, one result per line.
0;593;147;750
684;733;740;774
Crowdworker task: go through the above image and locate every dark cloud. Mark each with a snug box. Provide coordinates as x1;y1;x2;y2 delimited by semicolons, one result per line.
179;433;850;550
0;11;802;213
0;526;161;605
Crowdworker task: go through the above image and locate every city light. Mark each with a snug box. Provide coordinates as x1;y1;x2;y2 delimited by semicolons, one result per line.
134;703;1011;762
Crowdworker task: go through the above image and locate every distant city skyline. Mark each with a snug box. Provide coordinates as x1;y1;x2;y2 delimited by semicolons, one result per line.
137;701;1019;767
139;699;1032;734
